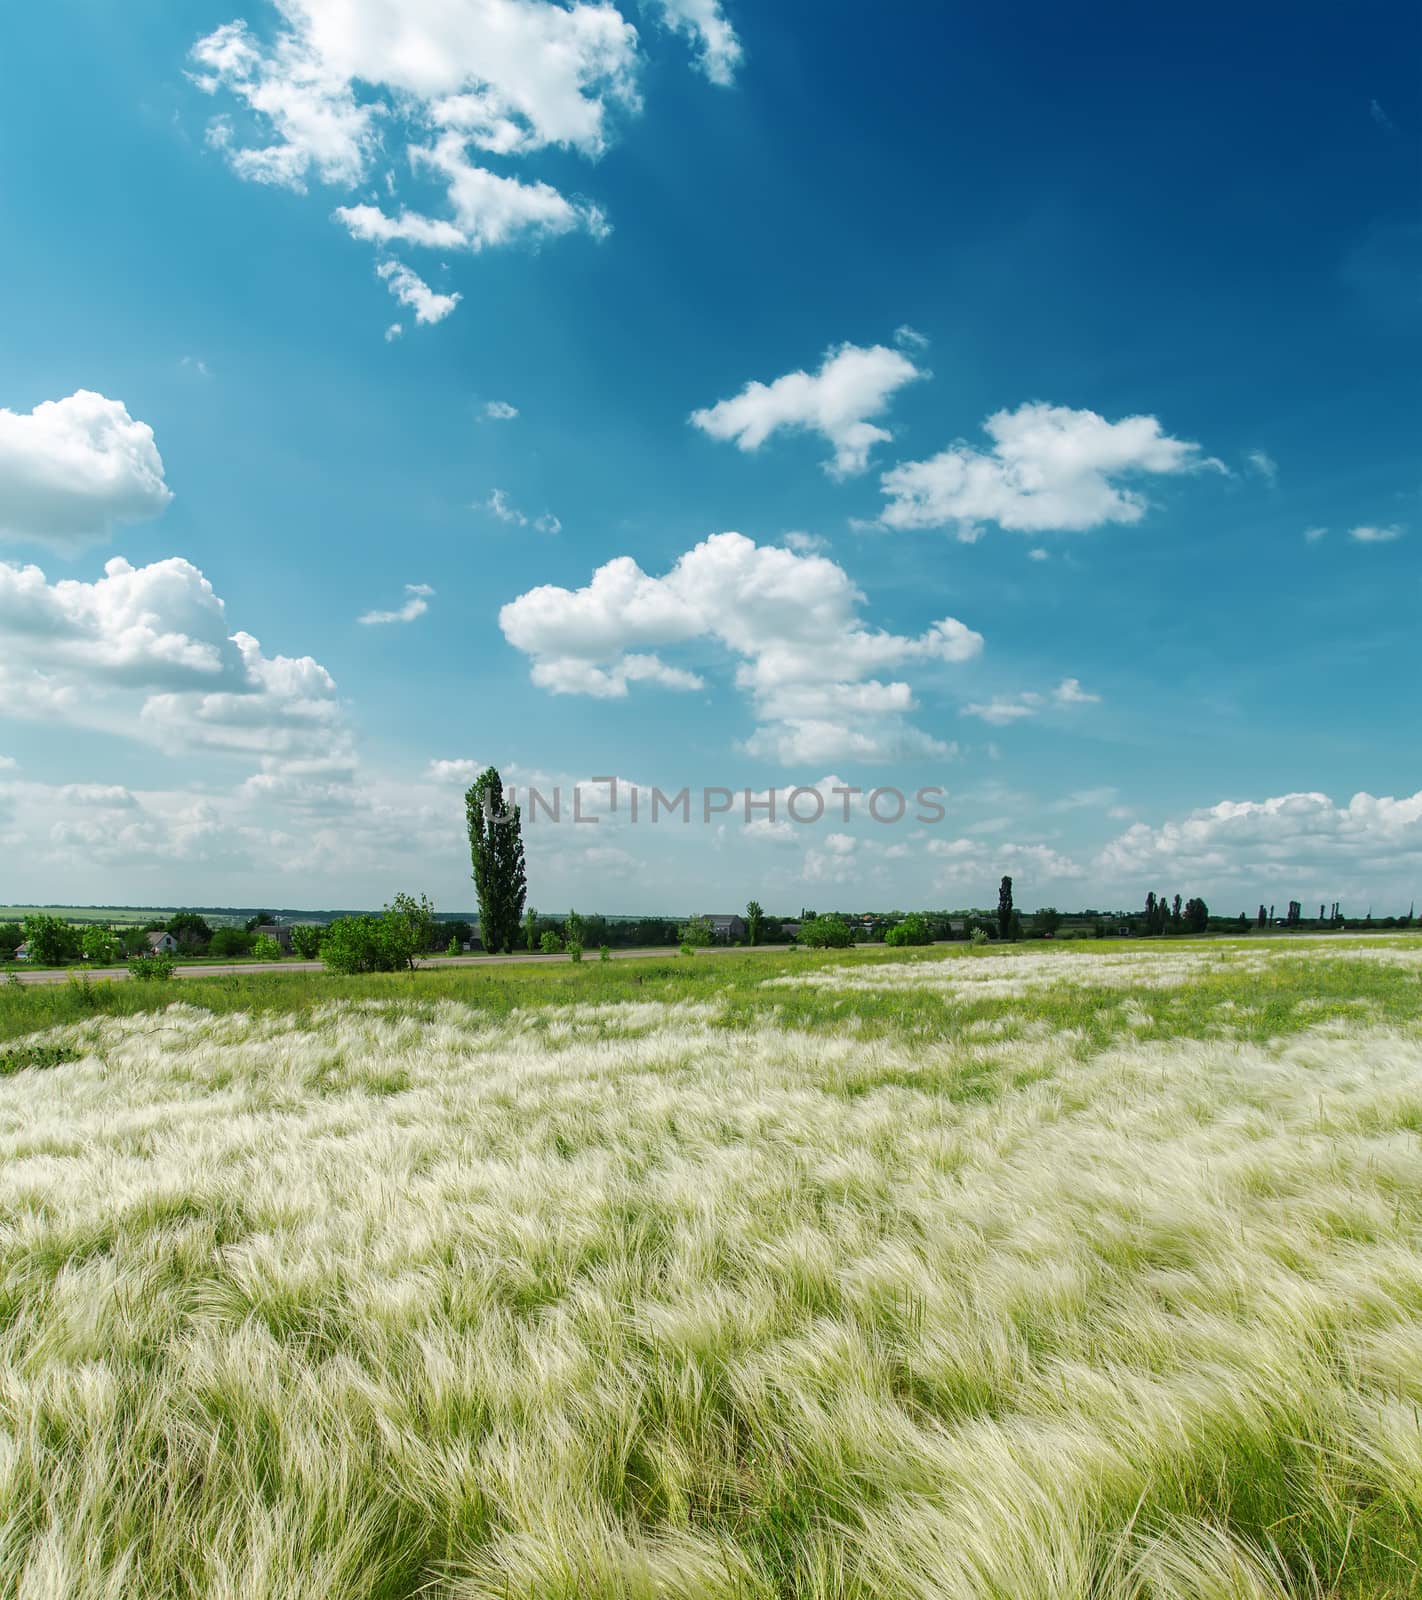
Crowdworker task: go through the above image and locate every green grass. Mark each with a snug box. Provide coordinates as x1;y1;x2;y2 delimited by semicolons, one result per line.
1;937;1421;1596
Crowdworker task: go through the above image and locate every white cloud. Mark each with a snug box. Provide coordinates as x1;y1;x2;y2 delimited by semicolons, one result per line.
781;530;826;554
893;324;929;351
500;530;983;763
1027;547;1050;561
1350;524;1404;543
649;0;742;85
375;260;460;324
1053;676;1100;706
483;400;519;420
384;322;403;341
1304;526;1328;543
1097;787;1422;900
690;341;926;477
1370;98;1397;133
484;489;560;533
426;758;482;784
879;402;1218;540
0;555;349;774
358;583;434;625
962;678;1099;724
1245;449;1278;484
926;835;1086;887
180;356;212;377
0;391;173;552
190;0;723;326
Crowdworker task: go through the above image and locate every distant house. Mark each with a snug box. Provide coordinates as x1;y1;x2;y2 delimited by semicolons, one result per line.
13;942;30;961
146;931;179;954
266;924;294;953
780;921;801;939
703;914;747;943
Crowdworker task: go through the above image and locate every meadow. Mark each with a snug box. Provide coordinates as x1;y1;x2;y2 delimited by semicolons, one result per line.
1;937;1421;1597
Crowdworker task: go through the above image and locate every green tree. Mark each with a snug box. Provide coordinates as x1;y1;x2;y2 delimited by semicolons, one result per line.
290;924;323;959
320;912;415;974
22;914;78;965
0;922;24;959
387;892;436;960
165;912;213;950
465;767;527;955
524;906;538;951
209;927;255;958
244;912;276;933
746;900;765;946
885;911;932;947
997;876;1015;942
1184;896;1210;934
251;933;283;961
799;914;853;949
81;925;121;964
539;930;564;954
1034;906;1062;938
678;916;714;948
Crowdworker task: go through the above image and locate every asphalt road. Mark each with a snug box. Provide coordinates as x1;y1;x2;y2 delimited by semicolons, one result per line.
4;943;776;987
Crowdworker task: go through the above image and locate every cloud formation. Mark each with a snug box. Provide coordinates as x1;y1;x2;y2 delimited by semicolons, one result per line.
375;261;460;325
0;391;172;552
0;555;348;773
190;0;738;324
879;402;1217;540
485;489;560;533
358;583;433;625
962;678;1101;725
690;342;926;477
500;530;983;763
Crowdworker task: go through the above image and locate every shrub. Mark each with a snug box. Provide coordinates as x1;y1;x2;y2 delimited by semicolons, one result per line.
678;917;714;948
969;926;990;949
680;942;695;957
799;915;854;949
208;927;255;959
290;925;323;960
128;951;177;982
567;938;584;963
320;910;417;975
885;912;932;947
599;945;611;963
540;931;564;954
251;934;283;961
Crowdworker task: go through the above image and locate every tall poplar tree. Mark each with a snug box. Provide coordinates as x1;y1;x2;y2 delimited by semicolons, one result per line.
465;767;527;955
997;875;1014;942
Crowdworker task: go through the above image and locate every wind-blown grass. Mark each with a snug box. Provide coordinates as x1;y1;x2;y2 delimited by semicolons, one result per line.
1;939;1421;1596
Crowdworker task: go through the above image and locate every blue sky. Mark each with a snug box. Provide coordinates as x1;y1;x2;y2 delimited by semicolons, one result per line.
0;0;1417;915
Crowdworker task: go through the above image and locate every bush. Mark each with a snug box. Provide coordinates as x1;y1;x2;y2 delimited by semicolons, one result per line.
208;927;255;959
290;925;323;960
969;926;990;949
567;938;584;963
128;951;177;982
599;945;611;963
251;934;283;961
678;917;714;948
680;942;696;957
884;912;932;948
320;908;417;975
540;930;564;954
798;915;854;949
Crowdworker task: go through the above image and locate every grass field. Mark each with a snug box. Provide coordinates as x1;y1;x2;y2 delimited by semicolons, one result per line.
1;937;1421;1597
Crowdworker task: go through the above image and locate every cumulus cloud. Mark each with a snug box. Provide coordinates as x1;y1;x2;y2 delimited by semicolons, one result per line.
0;555;349;773
483;400;519;420
690;341;926;477
0;391;173;552
878;402;1218;540
426;758;482;784
484;488;561;533
499;530;983;763
1097;787;1422;899
648;0;741;85
1350;524;1403;543
375;260;460;324
358;583;433;625
189;0;718;325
